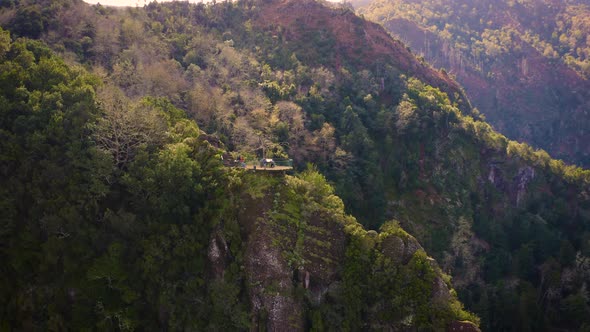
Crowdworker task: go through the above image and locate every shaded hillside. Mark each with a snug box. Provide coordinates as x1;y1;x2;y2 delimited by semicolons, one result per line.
0;27;478;330
355;0;590;166
2;0;590;331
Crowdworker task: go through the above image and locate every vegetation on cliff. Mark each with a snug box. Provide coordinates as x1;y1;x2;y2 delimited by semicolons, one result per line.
0;22;477;330
355;0;590;167
1;0;590;330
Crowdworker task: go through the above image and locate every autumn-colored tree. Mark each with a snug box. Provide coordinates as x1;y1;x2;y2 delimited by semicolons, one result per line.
93;86;167;169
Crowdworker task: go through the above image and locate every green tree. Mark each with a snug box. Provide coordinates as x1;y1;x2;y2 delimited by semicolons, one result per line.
10;6;47;38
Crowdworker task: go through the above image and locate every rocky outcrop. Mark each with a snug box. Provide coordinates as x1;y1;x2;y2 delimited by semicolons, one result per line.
245;222;304;331
207;229;231;280
379;227;454;312
300;211;348;305
239;200;349;330
210;173;479;330
380;228;423;265
236;184;305;331
514;166;535;207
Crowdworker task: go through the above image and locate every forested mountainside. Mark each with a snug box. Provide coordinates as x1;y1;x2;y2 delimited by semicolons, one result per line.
0;21;478;331
1;0;590;330
354;0;590;167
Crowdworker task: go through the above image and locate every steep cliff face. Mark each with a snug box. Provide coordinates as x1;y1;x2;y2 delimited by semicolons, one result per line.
355;0;590;166
0;1;481;330
4;0;589;330
209;171;479;331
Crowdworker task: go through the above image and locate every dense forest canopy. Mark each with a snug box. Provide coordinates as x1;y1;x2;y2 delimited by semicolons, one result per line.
1;0;590;330
355;0;590;168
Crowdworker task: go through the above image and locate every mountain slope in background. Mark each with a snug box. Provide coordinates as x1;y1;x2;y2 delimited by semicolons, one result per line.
253;0;466;105
354;0;590;167
2;0;590;331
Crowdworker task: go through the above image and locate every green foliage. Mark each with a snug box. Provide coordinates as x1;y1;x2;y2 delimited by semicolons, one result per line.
4;1;590;331
0;34;245;330
0;28;10;59
207;279;250;330
0;36;109;330
359;0;590;170
10;5;47;38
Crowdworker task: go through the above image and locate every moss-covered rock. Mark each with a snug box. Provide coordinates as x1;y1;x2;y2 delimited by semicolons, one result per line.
219;169;479;331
